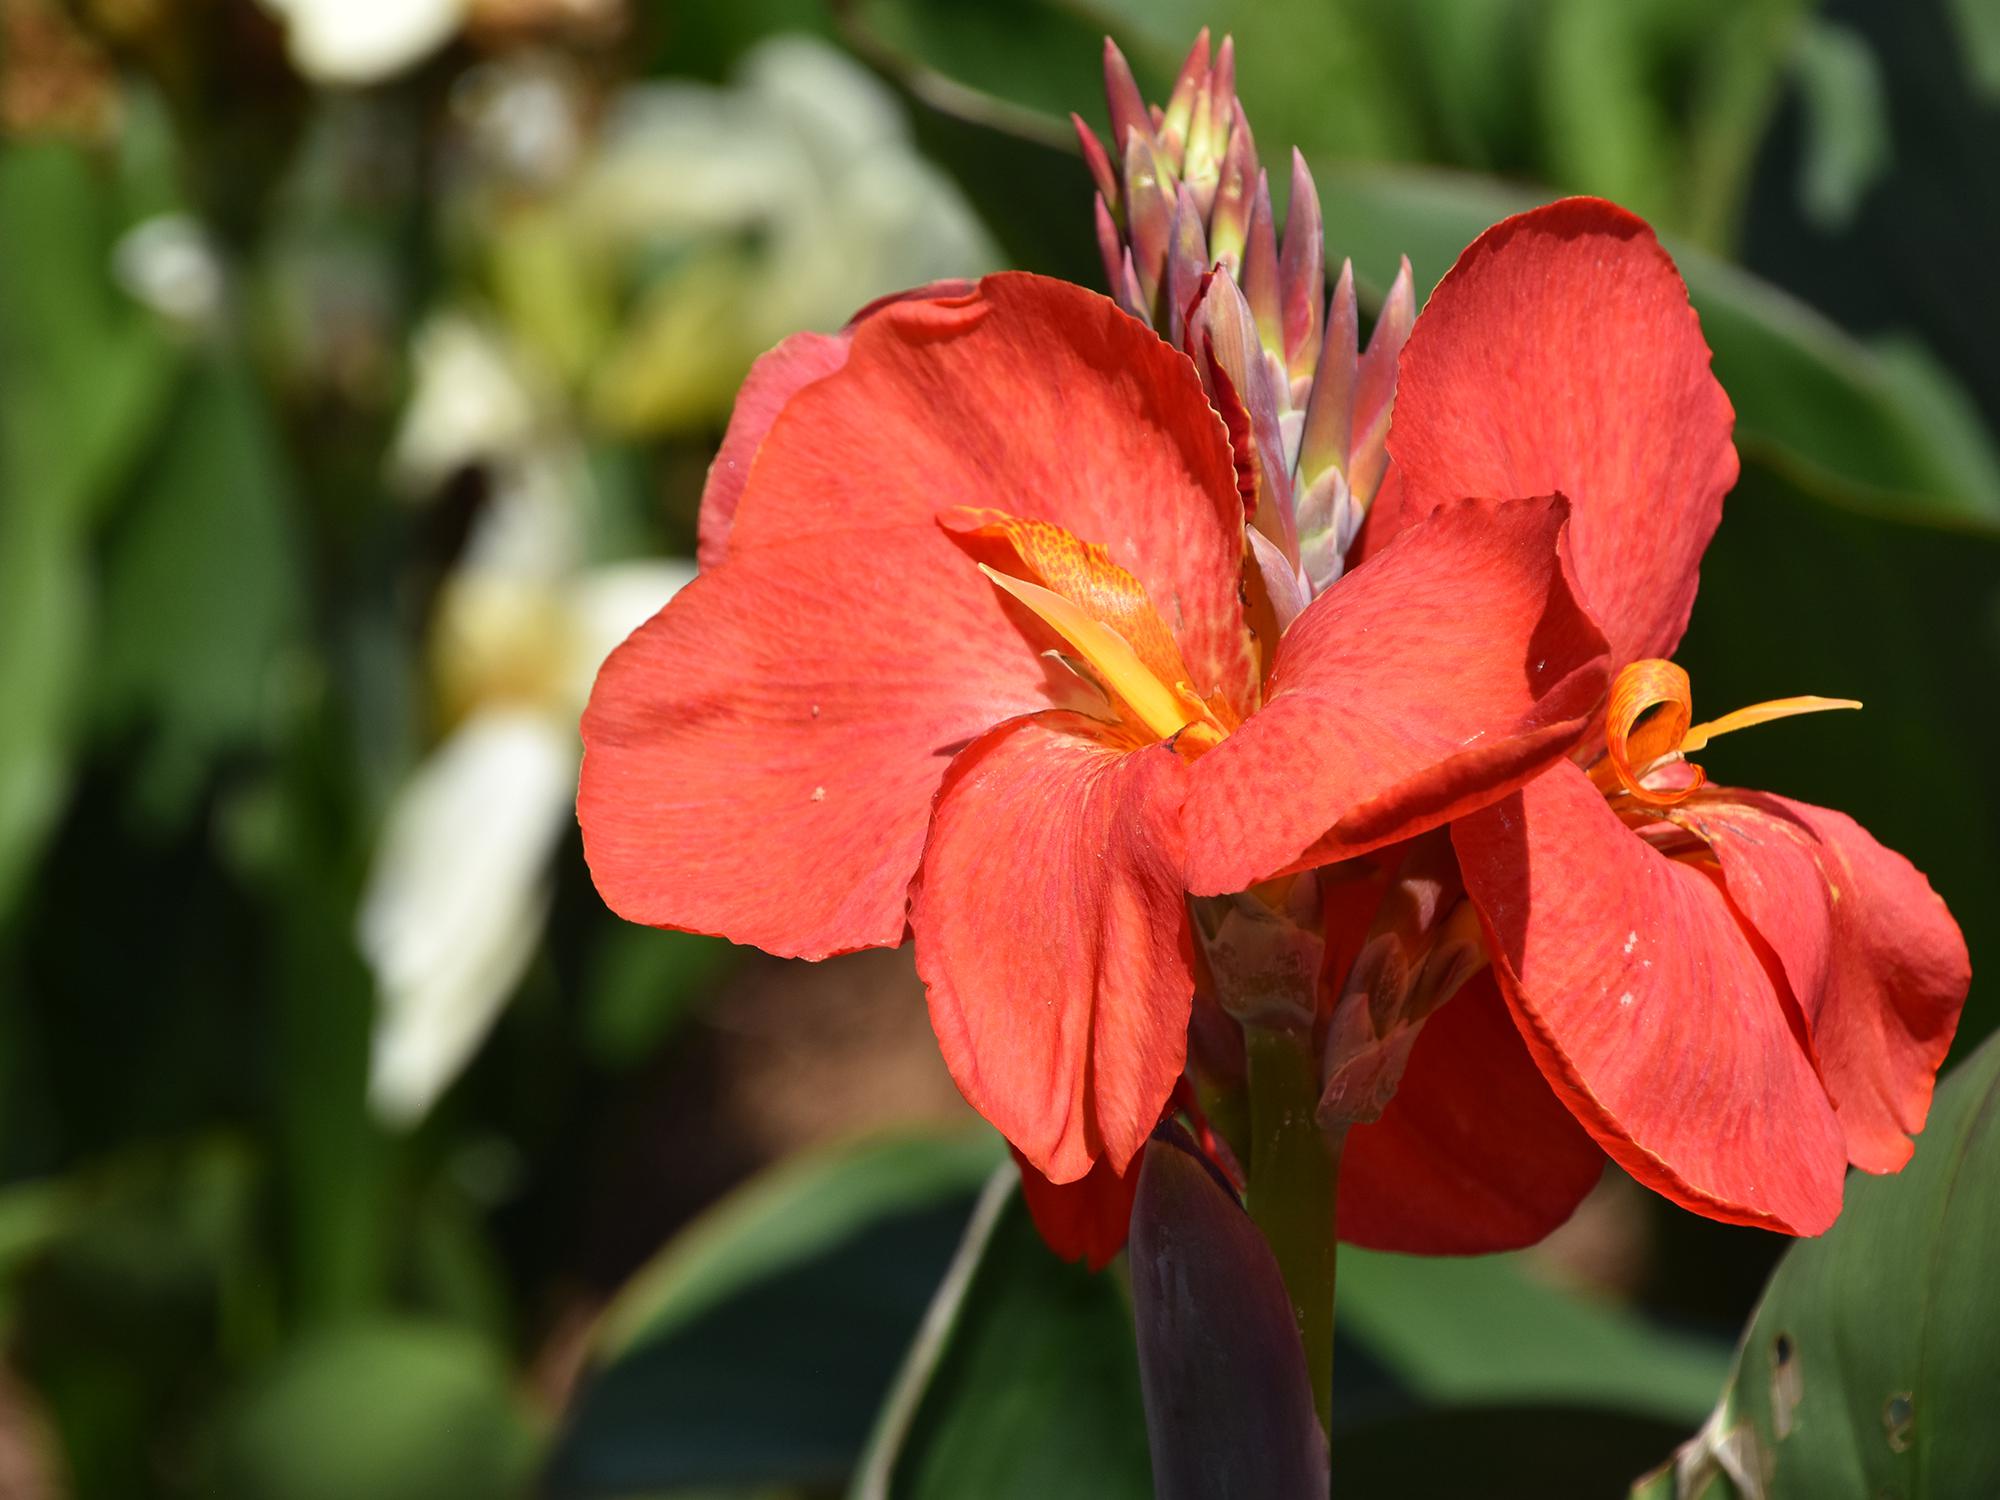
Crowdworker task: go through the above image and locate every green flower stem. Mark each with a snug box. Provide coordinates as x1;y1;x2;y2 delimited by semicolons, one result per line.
1243;1018;1343;1440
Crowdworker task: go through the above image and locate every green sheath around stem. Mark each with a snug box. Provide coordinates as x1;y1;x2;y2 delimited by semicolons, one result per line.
1243;1020;1343;1441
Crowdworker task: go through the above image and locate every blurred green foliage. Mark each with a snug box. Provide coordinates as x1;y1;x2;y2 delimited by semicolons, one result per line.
0;0;1995;1495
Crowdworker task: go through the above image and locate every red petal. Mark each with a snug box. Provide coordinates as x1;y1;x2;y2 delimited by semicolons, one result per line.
696;330;848;572
1341;971;1603;1252
1182;494;1609;894
578;524;1052;958
1455;761;1847;1234
726;273;1257;713
1677;791;1968;1173
1013;1147;1139;1270
914;713;1194;1183
1385;198;1738;667
697;281;977;572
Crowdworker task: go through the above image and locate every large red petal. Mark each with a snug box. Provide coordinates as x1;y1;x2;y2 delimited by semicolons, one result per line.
1455;761;1847;1234
578;524;1052;959
1341;971;1603;1252
1013;1148;1140;1271
914;712;1193;1183
1182;494;1609;895
1677;791;1968;1173
696;281;978;572
1384;198;1738;667
727;272;1258;711
697;330;848;572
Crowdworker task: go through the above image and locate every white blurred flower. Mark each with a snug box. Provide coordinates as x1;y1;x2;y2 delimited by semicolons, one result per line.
262;0;466;87
565;35;998;432
112;214;227;331
390;312;546;493
362;316;691;1124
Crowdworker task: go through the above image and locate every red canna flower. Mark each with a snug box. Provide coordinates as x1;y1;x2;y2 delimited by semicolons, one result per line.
578;271;1611;1198
1366;197;1971;1236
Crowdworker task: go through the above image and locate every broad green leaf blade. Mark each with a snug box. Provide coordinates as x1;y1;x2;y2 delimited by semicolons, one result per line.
547;1129;1001;1496
1337;1248;1732;1425
1641;1032;2000;1498
1129;1136;1328;1500
854;1169;1151;1499
91;354;306;827
0;141;174;916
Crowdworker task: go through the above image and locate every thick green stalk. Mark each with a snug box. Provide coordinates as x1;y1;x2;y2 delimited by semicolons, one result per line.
1243;1019;1343;1438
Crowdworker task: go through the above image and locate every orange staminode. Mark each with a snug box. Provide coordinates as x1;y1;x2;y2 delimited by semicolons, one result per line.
1593;657;1859;808
946;508;1235;752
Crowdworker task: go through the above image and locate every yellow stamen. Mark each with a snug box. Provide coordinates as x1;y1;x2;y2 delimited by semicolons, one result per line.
1681;696;1861;752
979;564;1209;744
1599;658;1861;808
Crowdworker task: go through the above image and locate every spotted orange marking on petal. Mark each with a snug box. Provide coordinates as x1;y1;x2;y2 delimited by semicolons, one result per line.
1596;657;1861;809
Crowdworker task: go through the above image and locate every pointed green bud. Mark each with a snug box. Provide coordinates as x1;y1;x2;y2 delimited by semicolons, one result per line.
1165;184;1211;346
1122;127;1175;311
1103;38;1151;168
1239;170;1282;356
1094;192;1124;292
1159;27;1211;169
1280;150;1325;395
1074;113;1118;219
1209;100;1259;273
1349;256;1413;508
1297;259;1357;490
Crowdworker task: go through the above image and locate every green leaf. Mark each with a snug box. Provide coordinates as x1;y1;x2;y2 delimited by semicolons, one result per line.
0;142;173;916
1790;20;1891;231
1338;1248;1733;1425
1635;1031;2000;1498
548;1129;1002;1496
854;1170;1150;1499
91;354;305;825
210;1321;539;1500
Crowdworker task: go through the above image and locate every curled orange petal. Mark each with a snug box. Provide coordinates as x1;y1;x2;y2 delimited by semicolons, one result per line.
1597;659;1863;809
1601;658;1701;806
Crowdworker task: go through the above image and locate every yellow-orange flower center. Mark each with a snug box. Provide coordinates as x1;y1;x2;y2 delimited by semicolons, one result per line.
1592;657;1860;807
947;508;1235;754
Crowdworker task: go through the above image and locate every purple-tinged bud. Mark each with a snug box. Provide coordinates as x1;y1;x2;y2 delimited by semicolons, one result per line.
1122;127;1175;311
1116;246;1150;324
1208;100;1258;273
1159;27;1211;167
1294;466;1357;597
1182;76;1220;211
1239;170;1282;355
1103;39;1151;167
1188;271;1296;563
1349;256;1414;507
1074;114;1119;219
1297;259;1357;490
1210;34;1237;137
1165;184;1211;347
1093;193;1124;295
1279;150;1325;396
